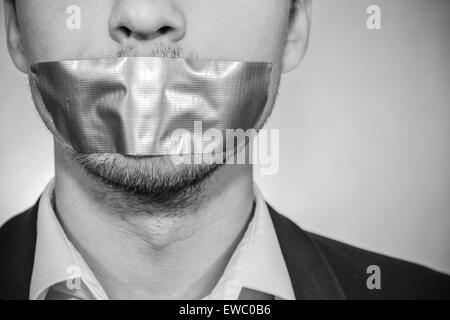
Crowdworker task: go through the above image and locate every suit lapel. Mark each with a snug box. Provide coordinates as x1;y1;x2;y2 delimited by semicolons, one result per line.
268;205;346;300
0;201;39;300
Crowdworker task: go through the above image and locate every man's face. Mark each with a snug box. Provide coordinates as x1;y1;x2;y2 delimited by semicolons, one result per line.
5;0;307;206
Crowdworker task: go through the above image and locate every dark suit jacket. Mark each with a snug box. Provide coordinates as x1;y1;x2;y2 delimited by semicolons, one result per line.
1;200;449;300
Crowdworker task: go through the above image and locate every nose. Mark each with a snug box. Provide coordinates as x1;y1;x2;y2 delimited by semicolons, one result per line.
109;0;186;46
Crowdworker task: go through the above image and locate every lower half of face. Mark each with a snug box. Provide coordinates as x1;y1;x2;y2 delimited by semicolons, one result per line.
20;0;291;198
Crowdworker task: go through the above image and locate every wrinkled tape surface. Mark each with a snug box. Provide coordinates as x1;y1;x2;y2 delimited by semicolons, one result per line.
30;57;272;155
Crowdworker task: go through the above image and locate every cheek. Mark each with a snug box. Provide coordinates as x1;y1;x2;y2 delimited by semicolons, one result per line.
184;0;290;63
16;0;114;63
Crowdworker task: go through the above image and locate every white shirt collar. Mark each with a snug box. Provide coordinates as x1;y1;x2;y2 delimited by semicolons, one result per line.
30;179;295;300
30;179;108;300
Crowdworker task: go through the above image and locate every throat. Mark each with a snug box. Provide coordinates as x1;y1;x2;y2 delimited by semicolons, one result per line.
54;149;256;298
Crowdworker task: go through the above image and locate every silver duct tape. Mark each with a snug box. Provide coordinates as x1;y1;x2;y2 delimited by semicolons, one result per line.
30;57;272;155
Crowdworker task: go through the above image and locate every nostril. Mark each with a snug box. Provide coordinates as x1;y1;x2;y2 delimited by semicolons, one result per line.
116;25;173;40
158;26;173;35
118;26;132;37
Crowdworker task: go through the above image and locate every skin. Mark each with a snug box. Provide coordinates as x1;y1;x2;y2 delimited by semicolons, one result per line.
4;0;311;299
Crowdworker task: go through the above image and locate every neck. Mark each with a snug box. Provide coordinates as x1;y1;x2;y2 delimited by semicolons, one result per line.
53;145;255;299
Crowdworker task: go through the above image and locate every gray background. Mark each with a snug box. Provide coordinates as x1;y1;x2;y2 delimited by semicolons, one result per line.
1;0;449;273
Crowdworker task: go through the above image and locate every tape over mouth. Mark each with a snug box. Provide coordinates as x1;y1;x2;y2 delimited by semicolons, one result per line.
30;57;272;156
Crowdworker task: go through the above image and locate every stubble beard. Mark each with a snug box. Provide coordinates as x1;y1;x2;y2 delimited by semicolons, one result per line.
72;152;224;215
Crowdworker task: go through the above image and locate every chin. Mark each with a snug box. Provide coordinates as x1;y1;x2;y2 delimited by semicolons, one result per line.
71;152;222;206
